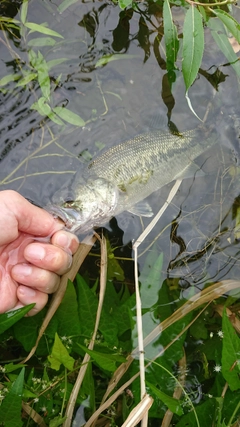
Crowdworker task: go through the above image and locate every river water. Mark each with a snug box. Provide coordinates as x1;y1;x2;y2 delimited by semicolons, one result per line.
0;0;240;421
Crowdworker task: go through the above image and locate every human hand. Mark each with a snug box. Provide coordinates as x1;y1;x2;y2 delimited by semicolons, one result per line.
0;190;79;316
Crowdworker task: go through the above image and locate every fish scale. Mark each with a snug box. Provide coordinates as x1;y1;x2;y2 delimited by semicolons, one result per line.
86;127;216;214
46;125;218;233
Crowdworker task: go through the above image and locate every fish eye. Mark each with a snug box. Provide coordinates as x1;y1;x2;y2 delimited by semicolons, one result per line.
63;199;75;208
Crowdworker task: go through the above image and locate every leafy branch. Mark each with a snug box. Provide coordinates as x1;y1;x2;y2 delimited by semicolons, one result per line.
117;0;240;105
0;0;85;128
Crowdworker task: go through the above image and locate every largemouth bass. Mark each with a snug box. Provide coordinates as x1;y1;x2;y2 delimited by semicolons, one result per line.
47;126;218;233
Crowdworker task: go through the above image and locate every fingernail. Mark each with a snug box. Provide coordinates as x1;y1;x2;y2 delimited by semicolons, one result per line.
54;233;70;248
13;264;32;277
26;245;46;260
18;286;36;297
67;255;72;269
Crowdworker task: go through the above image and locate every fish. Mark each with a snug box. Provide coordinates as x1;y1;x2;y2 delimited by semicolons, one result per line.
46;125;218;234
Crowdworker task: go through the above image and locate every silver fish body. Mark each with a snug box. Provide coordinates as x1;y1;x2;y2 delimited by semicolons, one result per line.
47;126;218;233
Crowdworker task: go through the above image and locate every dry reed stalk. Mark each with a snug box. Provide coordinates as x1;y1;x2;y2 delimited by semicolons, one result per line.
22;401;47;427
63;233;107;427
132;179;183;426
121;394;153;427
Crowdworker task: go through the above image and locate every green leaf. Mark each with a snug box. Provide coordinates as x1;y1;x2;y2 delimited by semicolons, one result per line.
28;37;57;46
118;0;133;9
28;48;37;66
13;308;53;354
0;368;25;427
198;6;207;22
55;280;81;337
49;415;68;427
213;10;240;43
31;96;51;116
0;73;21;86
47;58;68;70
222;308;240;390
139;248;163;309
25;22;63;38
234;203;240;239
0;17;20;24
182;6;204;91
35;51;51;99
53;106;85;126
0;304;35;334
47;111;65;126
147;381;183;415
163;0;179;71
95;53;138;67
208;17;240;77
32;96;65;125
176;398;216;426
76;275;119;346
81;363;95;411
20;0;28;25
48;333;75;371
77;344;126;372
16;72;37;86
4;363;26;373
190;315;208;340
107;239;124;281
58;0;79;13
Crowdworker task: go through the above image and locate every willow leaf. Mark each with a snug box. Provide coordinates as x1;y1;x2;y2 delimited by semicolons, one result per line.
0;17;20;23
58;0;79;13
47;111;65;126
96;53;138;67
182;6;204;91
213;10;240;43
16;73;37;86
20;0;28;25
25;22;63;38
208;17;240;77
163;0;179;71
31;97;51;116
0;73;21;86
47;58;67;70
28;37;56;46
53;106;85;126
35;52;51;99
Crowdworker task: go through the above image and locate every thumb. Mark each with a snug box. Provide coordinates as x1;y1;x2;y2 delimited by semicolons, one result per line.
2;190;63;238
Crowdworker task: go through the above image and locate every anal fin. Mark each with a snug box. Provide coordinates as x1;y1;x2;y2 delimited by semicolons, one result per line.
128;201;153;217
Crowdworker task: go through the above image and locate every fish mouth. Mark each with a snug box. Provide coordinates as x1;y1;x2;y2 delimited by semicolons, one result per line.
45;205;82;232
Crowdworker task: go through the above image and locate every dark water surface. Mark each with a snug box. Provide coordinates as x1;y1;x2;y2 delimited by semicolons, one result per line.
0;0;240;400
1;0;240;270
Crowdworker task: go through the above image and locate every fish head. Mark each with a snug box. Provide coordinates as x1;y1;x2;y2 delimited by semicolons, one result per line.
46;178;119;234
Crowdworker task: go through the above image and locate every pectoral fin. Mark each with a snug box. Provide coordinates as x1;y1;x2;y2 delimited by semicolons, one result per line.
128;201;153;217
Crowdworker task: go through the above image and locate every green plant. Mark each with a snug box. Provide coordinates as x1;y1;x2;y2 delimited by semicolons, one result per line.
0;0;85;127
